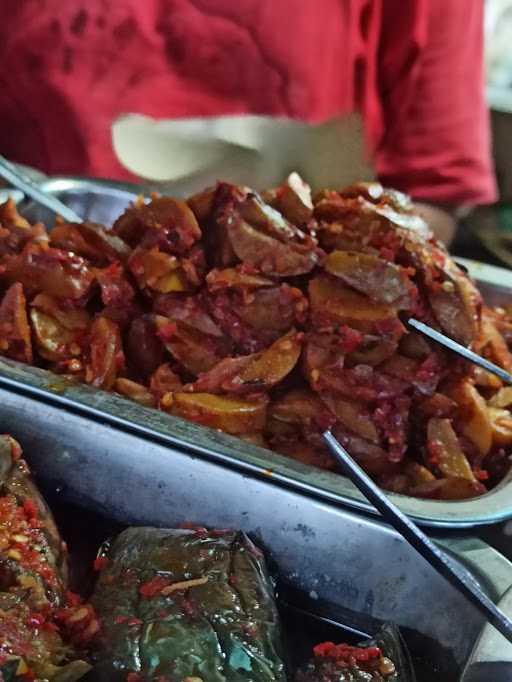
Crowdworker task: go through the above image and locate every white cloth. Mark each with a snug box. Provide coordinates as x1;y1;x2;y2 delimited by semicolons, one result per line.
112;113;375;195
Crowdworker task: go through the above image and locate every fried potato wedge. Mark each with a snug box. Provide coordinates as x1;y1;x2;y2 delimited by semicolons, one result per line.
427;417;476;482
170;392;268;434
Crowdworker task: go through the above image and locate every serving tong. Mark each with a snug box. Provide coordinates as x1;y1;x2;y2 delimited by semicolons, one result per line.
323;431;512;655
0;154;83;223
408;317;512;385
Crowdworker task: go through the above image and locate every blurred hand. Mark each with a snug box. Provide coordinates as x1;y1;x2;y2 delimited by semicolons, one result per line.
414;202;459;245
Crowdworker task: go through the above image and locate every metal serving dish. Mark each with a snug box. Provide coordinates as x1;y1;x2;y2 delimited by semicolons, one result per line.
9;178;512;528
21;176;146;225
1;381;512;682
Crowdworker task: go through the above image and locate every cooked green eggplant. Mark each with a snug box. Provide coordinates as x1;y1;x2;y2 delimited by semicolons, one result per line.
0;435;92;682
90;527;286;682
295;624;416;682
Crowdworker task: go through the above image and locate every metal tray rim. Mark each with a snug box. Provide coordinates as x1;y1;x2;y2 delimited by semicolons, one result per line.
1;355;512;529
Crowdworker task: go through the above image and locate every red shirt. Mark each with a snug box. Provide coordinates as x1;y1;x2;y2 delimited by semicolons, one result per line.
0;0;496;204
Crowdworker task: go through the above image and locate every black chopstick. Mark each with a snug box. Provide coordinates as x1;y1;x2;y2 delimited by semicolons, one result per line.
408;317;512;384
322;430;512;646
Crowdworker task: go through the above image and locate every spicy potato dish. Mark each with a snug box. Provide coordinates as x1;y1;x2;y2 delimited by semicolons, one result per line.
1;175;512;500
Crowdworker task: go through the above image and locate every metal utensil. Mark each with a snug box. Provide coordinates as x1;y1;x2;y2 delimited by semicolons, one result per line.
21;177;141;227
0;189;24;204
0;155;83;223
322;430;512;646
408;317;512;384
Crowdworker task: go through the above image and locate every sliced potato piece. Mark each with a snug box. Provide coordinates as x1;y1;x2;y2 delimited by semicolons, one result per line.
334;430;398;476
408;477;485;500
149;363;183;401
488;407;512;446
30;295;90;362
489;386;512;409
85;317;124;390
381;352;440;396
30;309;80;362
405;462;436;486
399;331;431;360
223;206;320;277
433;478;486;500
448;381;492;457
155;317;226;376
322;395;379;443
31;293;90;331
235;285;308;335
153;269;190;293
429;287;477;347
379;473;410;494
0;282;33;363
187;186;217;222
324;250;410;305
128;247;191;293
1;245;96;301
206;267;275;291
417;392;456;418
113;196;201;250
115;378;155;407
269;389;330;431
238;193;304;241
50;221;130;263
171;393;268;434
238;331;302;386
272;172;314;225
426;417;476;482
190;331;302;394
349;334;398;366
309;274;398;332
478;310;512;372
472;366;503;390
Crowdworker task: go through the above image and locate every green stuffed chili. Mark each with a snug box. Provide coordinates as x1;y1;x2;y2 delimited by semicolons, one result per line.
90;527;286;682
0;435;92;682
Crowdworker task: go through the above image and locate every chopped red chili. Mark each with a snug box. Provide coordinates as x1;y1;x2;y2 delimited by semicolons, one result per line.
9;437;22;461
313;641;382;663
93;556;109;571
127;617;143;627
139;576;170;598
65;591;83;607
126;673;144;682
22;498;38;519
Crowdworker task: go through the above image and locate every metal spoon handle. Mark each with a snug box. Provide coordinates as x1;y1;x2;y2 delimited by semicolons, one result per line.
0;155;83;223
408;317;512;384
323;430;512;645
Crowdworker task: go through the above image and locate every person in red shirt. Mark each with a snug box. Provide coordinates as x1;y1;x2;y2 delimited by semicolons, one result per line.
0;0;496;241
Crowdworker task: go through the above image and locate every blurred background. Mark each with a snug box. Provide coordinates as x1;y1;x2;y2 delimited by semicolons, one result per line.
485;0;512;203
460;0;512;263
1;0;511;266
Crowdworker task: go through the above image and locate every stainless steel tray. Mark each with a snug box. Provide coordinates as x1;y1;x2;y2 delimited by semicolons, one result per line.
7;179;512;528
0;380;511;682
